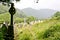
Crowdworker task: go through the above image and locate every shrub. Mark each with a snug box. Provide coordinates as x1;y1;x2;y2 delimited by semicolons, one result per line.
43;23;60;40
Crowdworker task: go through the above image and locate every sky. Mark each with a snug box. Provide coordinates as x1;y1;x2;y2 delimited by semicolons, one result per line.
13;0;60;11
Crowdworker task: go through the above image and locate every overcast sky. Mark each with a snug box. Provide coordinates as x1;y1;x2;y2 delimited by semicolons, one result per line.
13;0;60;11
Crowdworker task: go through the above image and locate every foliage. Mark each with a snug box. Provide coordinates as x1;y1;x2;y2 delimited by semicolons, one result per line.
0;5;8;14
0;5;27;23
0;32;4;40
43;22;60;40
0;13;10;23
14;17;24;23
0;0;20;2
0;24;7;40
26;16;36;23
0;0;20;6
54;12;60;17
0;4;60;40
13;17;60;40
0;13;25;23
52;11;60;20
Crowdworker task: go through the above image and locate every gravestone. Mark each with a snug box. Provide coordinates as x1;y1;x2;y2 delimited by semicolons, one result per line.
7;3;16;40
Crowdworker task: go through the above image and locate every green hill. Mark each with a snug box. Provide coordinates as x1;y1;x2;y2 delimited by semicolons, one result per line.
0;4;27;23
0;13;25;23
0;4;60;40
0;4;8;14
14;12;60;40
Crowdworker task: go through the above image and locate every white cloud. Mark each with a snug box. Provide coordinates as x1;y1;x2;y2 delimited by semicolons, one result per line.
14;0;60;11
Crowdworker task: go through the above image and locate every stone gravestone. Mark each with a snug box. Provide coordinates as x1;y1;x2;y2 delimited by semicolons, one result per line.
7;3;16;40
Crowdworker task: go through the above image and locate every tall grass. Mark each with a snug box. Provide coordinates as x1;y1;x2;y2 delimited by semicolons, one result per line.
14;19;60;40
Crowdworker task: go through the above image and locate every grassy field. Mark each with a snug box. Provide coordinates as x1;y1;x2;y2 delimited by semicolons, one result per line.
14;19;60;40
0;18;60;40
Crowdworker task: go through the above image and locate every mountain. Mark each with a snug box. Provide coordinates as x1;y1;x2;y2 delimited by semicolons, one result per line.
22;8;57;19
15;9;27;18
0;4;9;14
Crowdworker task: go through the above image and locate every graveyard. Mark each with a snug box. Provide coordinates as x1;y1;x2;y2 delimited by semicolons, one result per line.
0;0;60;40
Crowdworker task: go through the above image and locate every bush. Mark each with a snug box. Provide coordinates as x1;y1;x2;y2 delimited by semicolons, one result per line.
43;23;60;40
15;29;33;40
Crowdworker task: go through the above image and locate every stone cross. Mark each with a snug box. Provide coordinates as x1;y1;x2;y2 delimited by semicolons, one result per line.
7;3;16;40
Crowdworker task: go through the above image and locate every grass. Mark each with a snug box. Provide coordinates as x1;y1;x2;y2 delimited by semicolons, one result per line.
0;19;60;40
0;16;60;40
14;19;60;40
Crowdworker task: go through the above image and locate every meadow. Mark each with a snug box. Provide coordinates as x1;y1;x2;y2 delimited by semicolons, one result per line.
14;19;60;40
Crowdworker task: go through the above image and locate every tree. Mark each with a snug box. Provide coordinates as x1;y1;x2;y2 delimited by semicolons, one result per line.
26;16;36;23
0;0;20;2
54;12;60;17
36;0;39;3
0;0;20;6
52;11;60;20
0;0;39;3
0;0;39;6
